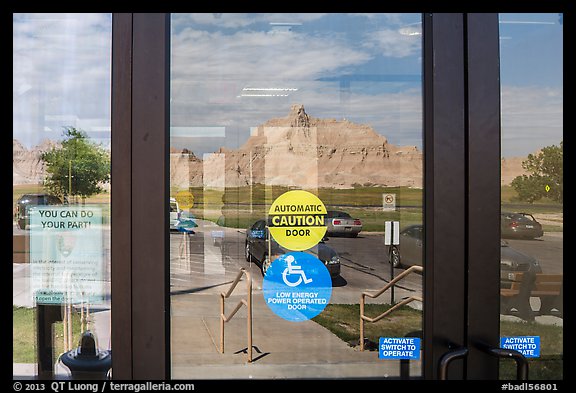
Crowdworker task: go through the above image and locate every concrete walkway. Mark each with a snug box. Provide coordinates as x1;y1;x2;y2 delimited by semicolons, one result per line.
14;260;562;380
170;282;421;379
13;263;111;379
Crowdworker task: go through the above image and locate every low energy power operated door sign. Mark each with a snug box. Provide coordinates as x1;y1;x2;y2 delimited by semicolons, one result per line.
501;336;541;358
268;190;327;251
379;337;421;360
384;221;400;246
263;252;332;322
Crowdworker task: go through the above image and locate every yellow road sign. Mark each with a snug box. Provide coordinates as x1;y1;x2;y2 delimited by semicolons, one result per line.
175;191;194;209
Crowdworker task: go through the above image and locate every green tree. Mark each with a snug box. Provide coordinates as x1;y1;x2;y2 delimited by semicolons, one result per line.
511;141;563;203
41;127;110;203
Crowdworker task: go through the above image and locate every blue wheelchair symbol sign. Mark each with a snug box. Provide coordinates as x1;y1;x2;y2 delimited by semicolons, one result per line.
262;252;332;322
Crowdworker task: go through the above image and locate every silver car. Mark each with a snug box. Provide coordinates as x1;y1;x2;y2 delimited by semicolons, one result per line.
387;224;542;275
324;210;362;237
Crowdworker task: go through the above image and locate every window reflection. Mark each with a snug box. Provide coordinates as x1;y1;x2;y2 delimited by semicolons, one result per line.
13;13;112;379
170;13;423;379
499;13;563;380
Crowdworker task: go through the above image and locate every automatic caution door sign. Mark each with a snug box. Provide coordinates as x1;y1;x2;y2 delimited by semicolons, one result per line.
176;190;194;209
268;190;327;251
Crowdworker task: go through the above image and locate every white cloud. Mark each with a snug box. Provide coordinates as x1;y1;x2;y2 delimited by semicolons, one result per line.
501;85;563;157
171;77;423;155
362;28;421;58
172;13;327;30
13;13;112;148
171;28;372;81
169;17;423;154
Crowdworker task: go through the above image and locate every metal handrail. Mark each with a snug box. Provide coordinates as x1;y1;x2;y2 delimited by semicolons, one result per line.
360;265;423;351
220;268;253;362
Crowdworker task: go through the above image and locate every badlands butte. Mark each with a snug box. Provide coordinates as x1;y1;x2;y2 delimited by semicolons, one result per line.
14;105;527;188
170;104;526;190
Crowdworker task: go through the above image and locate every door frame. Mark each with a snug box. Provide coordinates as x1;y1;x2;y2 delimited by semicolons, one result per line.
111;12;502;380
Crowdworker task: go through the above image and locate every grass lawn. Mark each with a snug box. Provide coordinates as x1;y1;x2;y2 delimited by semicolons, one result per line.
12;184;111;224
312;303;562;380
312;303;422;347
13;306;82;364
181;185;423;232
172;185;422;208
175;185;563;233
13;183;559;234
499;320;563;380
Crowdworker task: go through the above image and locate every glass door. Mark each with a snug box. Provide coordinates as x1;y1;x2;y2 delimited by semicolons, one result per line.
13;13;113;379
498;13;563;380
169;13;424;379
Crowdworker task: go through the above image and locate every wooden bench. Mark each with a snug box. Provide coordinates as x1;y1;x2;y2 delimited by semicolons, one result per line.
501;272;535;321
500;272;563;320
532;274;563;318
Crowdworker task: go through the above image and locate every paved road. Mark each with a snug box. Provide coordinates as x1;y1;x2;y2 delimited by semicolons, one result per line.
12;220;562;378
169;220;422;306
505;234;563;274
169;220;563;303
13;219;562;304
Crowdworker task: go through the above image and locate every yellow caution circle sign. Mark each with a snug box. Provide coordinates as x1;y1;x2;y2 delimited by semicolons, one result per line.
268;190;327;251
176;190;194;209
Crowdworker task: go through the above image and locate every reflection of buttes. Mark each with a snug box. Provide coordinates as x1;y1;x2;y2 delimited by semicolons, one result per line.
291;104;310;128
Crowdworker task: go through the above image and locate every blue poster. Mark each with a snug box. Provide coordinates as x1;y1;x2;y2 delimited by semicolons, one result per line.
500;336;540;358
262;252;332;322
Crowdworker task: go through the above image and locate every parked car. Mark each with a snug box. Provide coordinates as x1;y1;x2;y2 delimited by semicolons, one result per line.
16;193;63;230
386;224;542;275
169;197;181;230
324;210;362;237
501;212;544;239
245;219;341;278
499;239;542;274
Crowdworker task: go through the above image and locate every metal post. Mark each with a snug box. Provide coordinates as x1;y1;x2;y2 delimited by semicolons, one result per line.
247;275;253;362
68;160;72;202
67;303;73;350
86;302;91;331
220;294;225;354
81;299;85;334
63;303;69;351
389;224;395;305
267;225;271;270
360;295;365;351
37;304;63;379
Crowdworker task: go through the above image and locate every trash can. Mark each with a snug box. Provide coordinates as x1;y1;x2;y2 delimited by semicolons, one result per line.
60;331;112;380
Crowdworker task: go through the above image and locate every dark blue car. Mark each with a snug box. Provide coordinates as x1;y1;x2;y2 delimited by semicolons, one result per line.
245;219;341;278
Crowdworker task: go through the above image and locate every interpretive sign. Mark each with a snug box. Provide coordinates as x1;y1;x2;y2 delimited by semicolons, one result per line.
29;205;105;305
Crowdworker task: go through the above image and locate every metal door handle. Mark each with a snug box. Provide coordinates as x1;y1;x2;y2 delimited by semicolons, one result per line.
438;346;469;380
476;342;529;380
